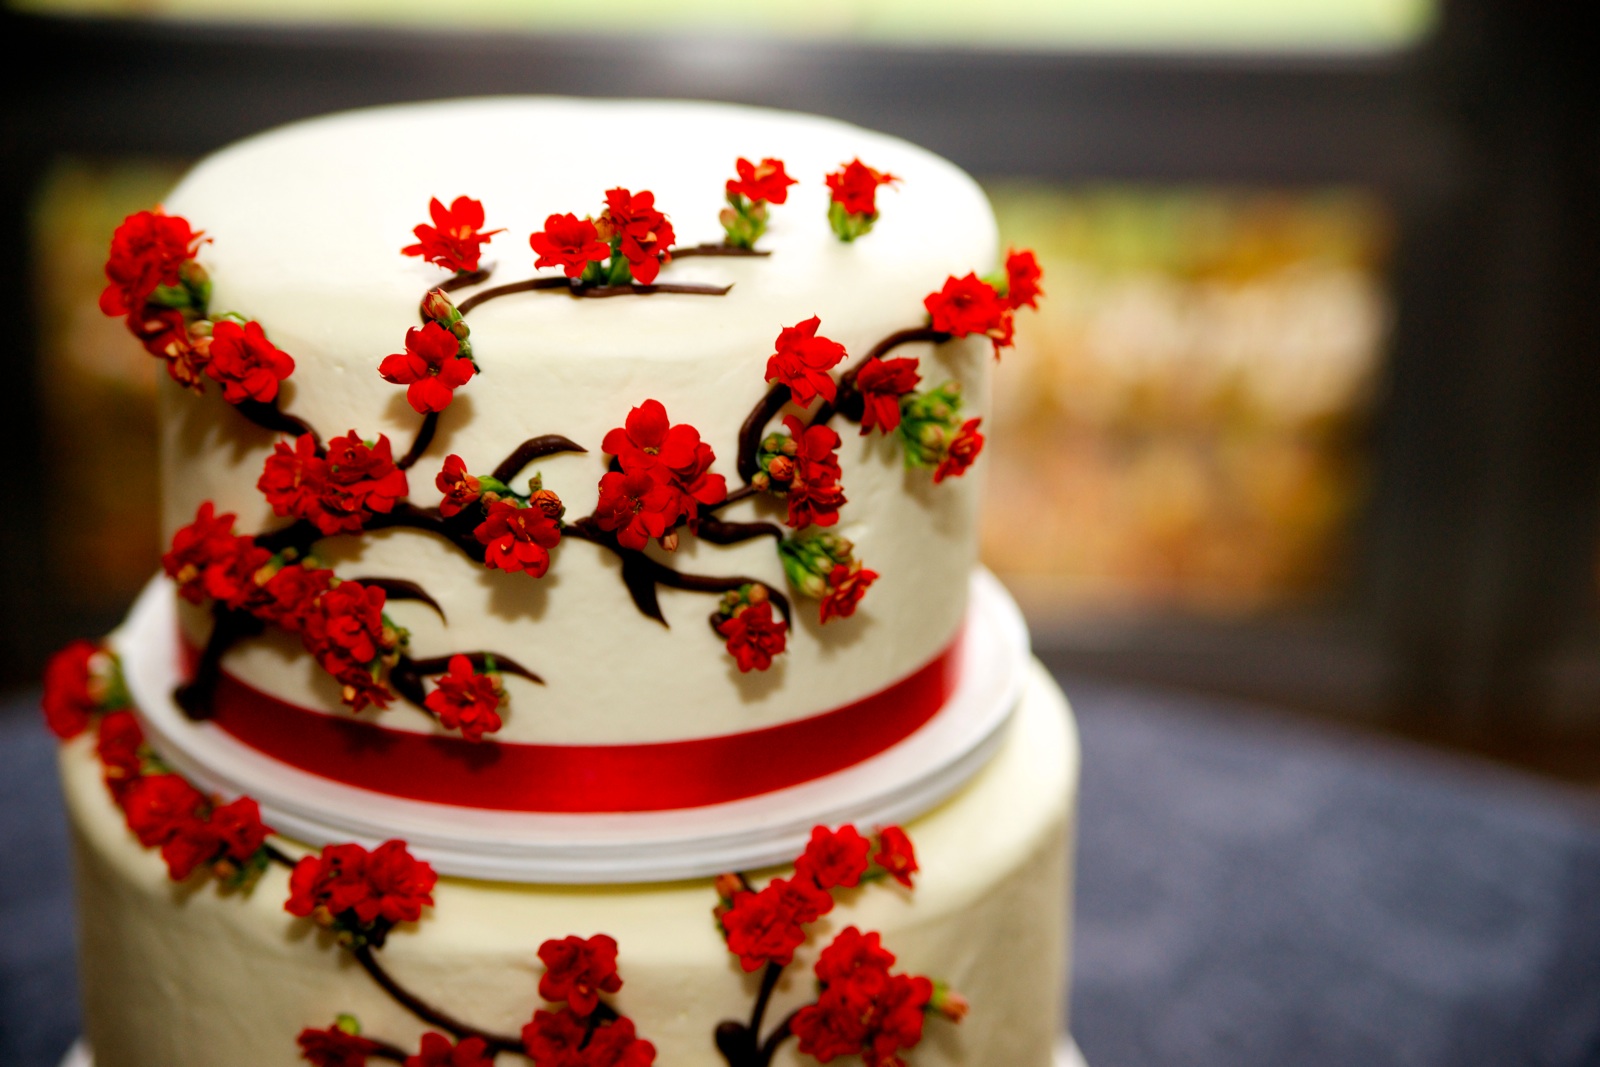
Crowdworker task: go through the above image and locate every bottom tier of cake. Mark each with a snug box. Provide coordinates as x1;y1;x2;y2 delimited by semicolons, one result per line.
61;662;1078;1067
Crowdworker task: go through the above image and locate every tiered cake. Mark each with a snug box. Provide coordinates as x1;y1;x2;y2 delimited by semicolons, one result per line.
46;98;1080;1067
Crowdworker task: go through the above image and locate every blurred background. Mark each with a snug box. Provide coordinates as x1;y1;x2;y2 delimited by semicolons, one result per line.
6;0;1598;775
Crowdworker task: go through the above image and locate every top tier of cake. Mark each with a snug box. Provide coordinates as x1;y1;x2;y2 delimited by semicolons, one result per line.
157;97;996;771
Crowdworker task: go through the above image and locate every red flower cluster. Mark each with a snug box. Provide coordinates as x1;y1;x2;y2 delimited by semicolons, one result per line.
381;321;476;414
792;927;934;1067
597;400;726;549
118;772;271;881
721;873;834;971
402;196;503;275
716;599;788;673
297;1025;383;1067
162;502;271;609
530;213;610;279
96;710;145;785
538;934;623;1017
41;640;104;740
601;188;675;285
854;356;920;435
299;580;395;711
406;1033;493;1067
1004;248;1044;310
435;454;483;517
127;305;209;390
99;209;205;317
819;562;879;624
522;1009;655;1067
923;273;1015;355
475;499;563;577
933;419;984;484
874;825;919;888
424;655;504;741
765;317;848;408
826;160;899;217
258;432;409;536
727;157;797;205
205;319;296;404
253;563;335;635
285;839;437;931
773;415;846;530
796;824;870;890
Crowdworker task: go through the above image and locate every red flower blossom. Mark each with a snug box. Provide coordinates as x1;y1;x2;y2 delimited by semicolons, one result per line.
99;209;205;317
602;188;675;284
924;273;1014;354
594;469;680;551
260;432;409;536
425;655;504;742
766;317;847;408
127;306;209;389
406;1033;493;1067
580;1016;656;1067
297;1025;382;1067
286;839;436;928
727;157;797;204
538;934;623;1017
303;580;388;668
794;971;932;1067
96;710;145;781
716;600;788;673
380;322;476;414
211;796;272;863
120;773;205;849
780;415;846;530
819;563;878;624
402;196;503;274
721;874;830;971
601;400;726;523
874;826;919;888
253;563;335;635
41;640;100;740
531;213;610;279
815;926;897;987
797;824;871;890
435;454;483;518
159;816;224;881
162;503;271;609
933;418;984;483
854;356;920;434
1004;248;1044;309
475;499;563;577
825;160;898;217
522;1010;655;1067
204;319;295;404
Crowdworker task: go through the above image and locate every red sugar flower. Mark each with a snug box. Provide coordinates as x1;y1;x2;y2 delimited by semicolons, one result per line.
402;196;503;275
120;773;205;849
159;816;225;881
522;1010;655;1067
211;796;272;863
780;415;846;530
819;563;878;624
41;640;101;740
128;306;209;390
727;157;797;205
924;273;1014;354
721;875;830;971
716;600;788;673
855;356;921;435
580;1016;656;1067
475;499;563;577
603;399;701;476
874;826;919;888
766;317;847;408
204;319;295;405
260;432;408;536
530;213;610;279
407;1033;492;1067
435;454;483;518
815;926;897;986
603;188;675;284
797;824;871;890
425;655;504;742
297;1025;382;1067
594;468;680;551
162;502;270;609
825;159;898;217
380;322;476;414
96;710;145;782
253;563;334;635
1004;248;1044;310
538;934;623;1017
933;418;984;483
286;839;436;928
99;209;205;317
794;971;933;1067
304;580;388;667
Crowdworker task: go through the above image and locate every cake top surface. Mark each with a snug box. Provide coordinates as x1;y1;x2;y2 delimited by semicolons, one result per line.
164;96;998;364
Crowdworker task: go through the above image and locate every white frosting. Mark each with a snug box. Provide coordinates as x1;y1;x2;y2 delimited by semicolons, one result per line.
66;661;1076;1067
159;97;997;745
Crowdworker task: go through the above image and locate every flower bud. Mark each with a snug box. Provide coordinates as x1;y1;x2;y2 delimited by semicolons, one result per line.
334;1015;363;1037
529;488;564;520
421;288;457;324
713;872;743;901
745;583;769;605
766;455;795;485
659;531;680;553
751;471;771;492
930;982;969;1022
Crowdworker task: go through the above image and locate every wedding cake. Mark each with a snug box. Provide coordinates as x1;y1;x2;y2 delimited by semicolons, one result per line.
43;98;1080;1067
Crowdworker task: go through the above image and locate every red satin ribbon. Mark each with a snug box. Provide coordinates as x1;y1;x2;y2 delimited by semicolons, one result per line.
188;638;961;813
